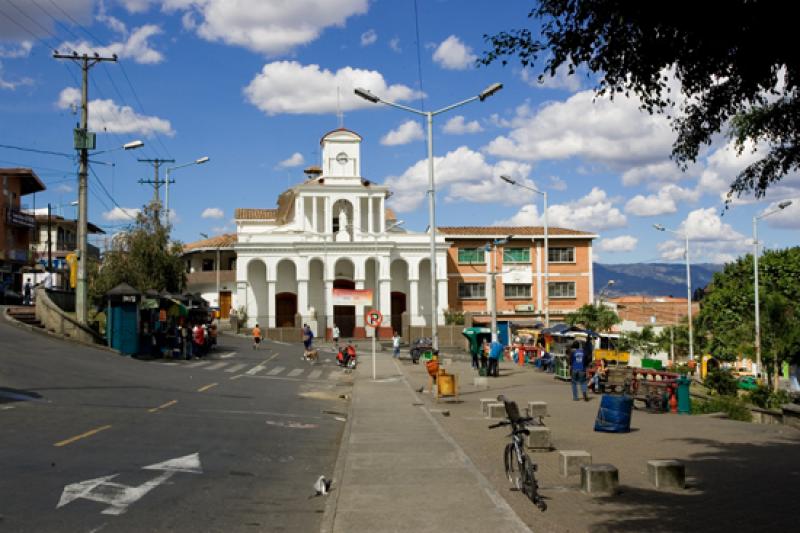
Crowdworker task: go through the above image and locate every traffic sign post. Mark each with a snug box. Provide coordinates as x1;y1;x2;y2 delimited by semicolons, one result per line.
365;309;383;380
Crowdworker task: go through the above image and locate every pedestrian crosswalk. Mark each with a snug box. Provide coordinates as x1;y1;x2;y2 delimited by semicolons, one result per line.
149;358;346;381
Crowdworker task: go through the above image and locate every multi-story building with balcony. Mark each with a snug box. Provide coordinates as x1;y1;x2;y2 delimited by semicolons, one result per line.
27;211;104;274
1;168;45;297
183;233;237;318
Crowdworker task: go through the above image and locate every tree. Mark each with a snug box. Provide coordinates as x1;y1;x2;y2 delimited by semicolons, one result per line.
622;325;658;356
565;303;621;332
90;201;186;301
481;1;800;202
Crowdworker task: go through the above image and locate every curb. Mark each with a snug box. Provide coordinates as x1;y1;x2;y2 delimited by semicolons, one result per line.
2;306;120;355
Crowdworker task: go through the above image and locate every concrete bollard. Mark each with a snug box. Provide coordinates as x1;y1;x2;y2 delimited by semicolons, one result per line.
527;401;547;419
559;450;591;477
525;426;552;451
487;402;506;419
480;398;497;415
581;464;618;496
473;376;489;389
647;460;685;489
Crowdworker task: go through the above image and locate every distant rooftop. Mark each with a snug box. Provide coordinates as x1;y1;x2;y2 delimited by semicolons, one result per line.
184;233;237;251
438;226;596;237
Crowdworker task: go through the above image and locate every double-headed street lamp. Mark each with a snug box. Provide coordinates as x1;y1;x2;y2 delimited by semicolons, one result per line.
499;175;549;326
355;83;503;351
653;223;694;361
753;200;793;378
166;157;210;226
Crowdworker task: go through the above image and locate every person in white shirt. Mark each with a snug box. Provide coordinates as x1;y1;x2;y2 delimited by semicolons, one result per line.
392;332;401;359
333;325;340;347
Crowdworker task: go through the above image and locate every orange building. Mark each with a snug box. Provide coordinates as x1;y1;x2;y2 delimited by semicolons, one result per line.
439;226;597;326
607;296;700;327
1;168;45;297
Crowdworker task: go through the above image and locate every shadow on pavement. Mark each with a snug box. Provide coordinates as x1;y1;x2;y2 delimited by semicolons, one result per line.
0;387;43;404
588;436;800;532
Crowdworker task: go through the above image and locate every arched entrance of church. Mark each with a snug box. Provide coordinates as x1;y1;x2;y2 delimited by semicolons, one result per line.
275;293;297;327
333;279;355;338
391;259;409;334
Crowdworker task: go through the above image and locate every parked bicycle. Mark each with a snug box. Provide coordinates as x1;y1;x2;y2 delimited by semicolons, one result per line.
488;394;547;511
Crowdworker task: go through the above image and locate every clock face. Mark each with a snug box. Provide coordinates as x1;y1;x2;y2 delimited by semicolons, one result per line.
336;152;349;164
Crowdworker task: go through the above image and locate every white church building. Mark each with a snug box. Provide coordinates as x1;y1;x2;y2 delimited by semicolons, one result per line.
234;128;448;339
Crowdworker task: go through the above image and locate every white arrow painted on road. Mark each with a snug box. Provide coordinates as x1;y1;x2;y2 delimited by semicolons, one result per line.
57;453;202;516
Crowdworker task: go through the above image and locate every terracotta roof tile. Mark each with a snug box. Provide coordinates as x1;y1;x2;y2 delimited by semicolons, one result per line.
235;208;278;220
385;207;397;221
184;233;237;251
438;226;595;237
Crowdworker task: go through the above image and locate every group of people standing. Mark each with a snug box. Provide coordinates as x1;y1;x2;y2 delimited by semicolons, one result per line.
472;339;504;377
144;314;216;360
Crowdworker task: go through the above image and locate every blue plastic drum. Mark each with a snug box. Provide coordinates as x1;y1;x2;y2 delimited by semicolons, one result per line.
594;394;633;433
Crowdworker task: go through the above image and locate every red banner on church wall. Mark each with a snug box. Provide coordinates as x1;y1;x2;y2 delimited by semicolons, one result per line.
331;288;373;306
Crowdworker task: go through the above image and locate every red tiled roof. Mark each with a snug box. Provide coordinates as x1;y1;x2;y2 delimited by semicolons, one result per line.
234;208;278;220
183;233;237;251
438;226;595;237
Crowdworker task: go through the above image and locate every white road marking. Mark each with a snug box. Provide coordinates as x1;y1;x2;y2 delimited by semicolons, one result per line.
187;361;210;368
265;420;317;429
287;368;304;377
272;341;289;345
57;453;202;516
308;369;322;379
245;366;264;376
205;362;227;370
161;362;178;366
224;363;247;373
267;366;285;376
217;352;236;359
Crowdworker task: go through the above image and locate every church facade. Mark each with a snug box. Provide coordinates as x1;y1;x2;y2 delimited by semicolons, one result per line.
234;129;448;339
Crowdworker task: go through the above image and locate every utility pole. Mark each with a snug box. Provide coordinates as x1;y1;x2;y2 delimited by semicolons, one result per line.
47;203;52;273
53;52;117;327
138;158;175;221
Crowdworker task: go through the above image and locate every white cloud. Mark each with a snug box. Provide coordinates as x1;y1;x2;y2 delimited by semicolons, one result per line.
56;184;73;194
520;63;582;92
0;41;32;58
484;90;674;169
201;207;224;219
760;199;800;229
380;120;424;146
389;37;401;53
103;207;140;221
278;152;305;167
548;176;567;191
59;25;165;64
360;29;377;46
597;235;638;253
57;87;174;137
625;184;699;216
161;0;368;55
442;115;482;135
621;161;689;187
383;146;535;212
120;0;153;13
0;0;92;42
496;187;627;232
0;62;33;90
244;61;420;115
656;207;750;263
432;35;476;70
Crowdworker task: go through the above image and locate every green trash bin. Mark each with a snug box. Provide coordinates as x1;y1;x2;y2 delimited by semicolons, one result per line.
677;374;691;414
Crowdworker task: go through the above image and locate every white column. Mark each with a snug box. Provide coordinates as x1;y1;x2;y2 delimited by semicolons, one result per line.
367;196;374;235
312;196;318;234
378;196;385;233
295;197;302;228
536;239;543;311
437;279;448;326
353;198;361;239
409;279;419;326
324;197;332;234
297;279;309;316
267;281;276;328
325;279;334;335
379;279;392;324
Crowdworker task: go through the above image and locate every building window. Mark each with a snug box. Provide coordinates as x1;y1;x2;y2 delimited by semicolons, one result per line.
548;247;575;263
458;282;486;299
202;259;214;272
458;247;485;264
228;257;236;271
185;260;191;273
504;284;531;299
549;281;576;299
503;247;530;263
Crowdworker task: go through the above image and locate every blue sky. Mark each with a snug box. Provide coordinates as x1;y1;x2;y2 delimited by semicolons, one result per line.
1;0;797;264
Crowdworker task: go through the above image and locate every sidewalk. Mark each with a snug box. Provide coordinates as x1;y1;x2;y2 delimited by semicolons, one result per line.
321;350;531;533
325;348;800;532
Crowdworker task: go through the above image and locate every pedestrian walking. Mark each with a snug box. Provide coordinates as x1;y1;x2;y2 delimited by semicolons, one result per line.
23;280;32;306
181;322;192;360
488;339;503;377
332;324;340;347
569;340;590;401
252;323;261;350
303;323;314;351
193;323;205;358
392;331;401;358
480;339;489;371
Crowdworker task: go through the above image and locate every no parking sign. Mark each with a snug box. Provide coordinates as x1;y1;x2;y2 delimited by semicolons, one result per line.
365;309;383;328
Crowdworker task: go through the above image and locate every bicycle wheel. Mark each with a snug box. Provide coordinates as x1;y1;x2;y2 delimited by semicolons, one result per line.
523;460;547;511
504;443;523;490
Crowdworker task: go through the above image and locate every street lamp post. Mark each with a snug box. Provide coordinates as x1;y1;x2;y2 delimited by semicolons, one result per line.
654;224;694;361
598;279;615;306
355;83;503;351
499;175;549;326
486;236;512;342
753;200;793;379
166;157;210;226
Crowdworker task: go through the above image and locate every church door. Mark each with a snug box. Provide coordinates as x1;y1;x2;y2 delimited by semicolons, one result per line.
275;292;297;327
391;291;407;335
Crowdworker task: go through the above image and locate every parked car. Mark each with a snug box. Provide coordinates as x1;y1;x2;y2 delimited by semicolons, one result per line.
737;375;759;391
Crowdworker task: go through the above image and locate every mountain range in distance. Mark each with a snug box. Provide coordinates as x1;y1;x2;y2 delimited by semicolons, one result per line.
594;263;724;297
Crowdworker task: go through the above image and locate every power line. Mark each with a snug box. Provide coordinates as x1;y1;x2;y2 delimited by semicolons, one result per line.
89;165;137;220
30;0;82;42
0;143;74;159
118;62;172;159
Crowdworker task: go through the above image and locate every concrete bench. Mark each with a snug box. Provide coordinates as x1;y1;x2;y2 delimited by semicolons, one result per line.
581;464;618;495
559;450;591;477
647;460;685;489
486;402;506;419
525;426;552;451
480;398;497;415
527;401;547;419
473;376;489;389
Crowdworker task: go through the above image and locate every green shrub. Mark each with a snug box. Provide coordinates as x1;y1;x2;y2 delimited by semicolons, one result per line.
704;369;738;396
748;386;791;409
691;395;752;422
443;309;465;325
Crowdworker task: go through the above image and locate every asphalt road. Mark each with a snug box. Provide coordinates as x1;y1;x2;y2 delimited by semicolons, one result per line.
0;318;349;533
